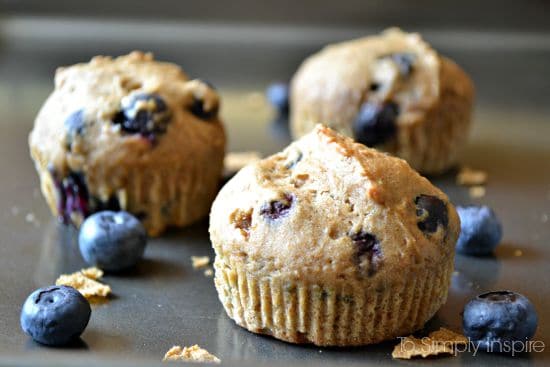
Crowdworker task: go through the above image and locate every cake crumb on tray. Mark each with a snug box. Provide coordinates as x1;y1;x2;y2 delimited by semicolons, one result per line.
163;345;220;364
392;327;468;359
457;166;488;186
55;267;111;300
191;256;210;269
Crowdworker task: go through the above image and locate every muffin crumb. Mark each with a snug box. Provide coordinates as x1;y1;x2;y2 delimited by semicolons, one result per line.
469;185;486;198
55;267;111;299
191;256;210;269
204;268;214;277
457;166;488;186
163;345;220;363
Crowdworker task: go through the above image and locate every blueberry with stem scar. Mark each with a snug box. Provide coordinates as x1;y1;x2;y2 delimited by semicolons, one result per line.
463;291;538;353
79;211;148;272
20;285;91;346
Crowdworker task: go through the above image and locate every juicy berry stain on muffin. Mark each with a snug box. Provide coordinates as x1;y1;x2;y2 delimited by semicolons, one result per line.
260;193;294;220
113;93;171;140
64;109;86;149
350;231;382;276
49;168;121;225
352;102;399;147
49;169;90;224
415;194;448;234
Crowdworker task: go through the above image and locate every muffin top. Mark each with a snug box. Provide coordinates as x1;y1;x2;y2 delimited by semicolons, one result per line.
29;51;225;178
210;125;459;284
291;28;473;137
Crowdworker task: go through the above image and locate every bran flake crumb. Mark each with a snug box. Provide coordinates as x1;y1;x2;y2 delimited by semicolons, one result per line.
191;256;210;269
469;186;486;198
56;267;111;299
392;328;468;359
163;345;220;364
203;268;214;277
456;167;488;186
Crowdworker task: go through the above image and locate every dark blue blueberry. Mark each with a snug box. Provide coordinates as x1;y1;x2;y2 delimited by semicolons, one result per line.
260;193;294;220
113;93;171;138
49;168;90;224
463;291;538;353
190;96;218;120
266;82;290;115
350;231;382;276
456;206;503;256
387;53;416;76
91;196;121;212
78;211;147;272
352;102;398;147
20;285;91;346
415;194;448;234
64;109;86;148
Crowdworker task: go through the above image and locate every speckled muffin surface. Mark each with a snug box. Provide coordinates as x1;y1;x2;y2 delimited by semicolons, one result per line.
29;51;225;236
210;125;460;346
291;28;474;175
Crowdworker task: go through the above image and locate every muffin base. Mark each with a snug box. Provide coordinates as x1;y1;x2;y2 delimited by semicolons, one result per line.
214;257;453;346
36;159;221;237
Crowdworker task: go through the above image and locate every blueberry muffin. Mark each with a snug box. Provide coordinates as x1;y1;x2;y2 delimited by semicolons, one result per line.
29;52;225;236
291;28;474;175
210;125;460;346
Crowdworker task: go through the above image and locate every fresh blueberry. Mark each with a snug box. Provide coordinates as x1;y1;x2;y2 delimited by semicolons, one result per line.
352;102;398;147
113;93;171;139
456;205;503;256
64;109;86;149
260;193;294;220
20;285;91;346
266;82;290;115
463;291;538;353
78;211;147;272
350;231;382;276
415;194;448;234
